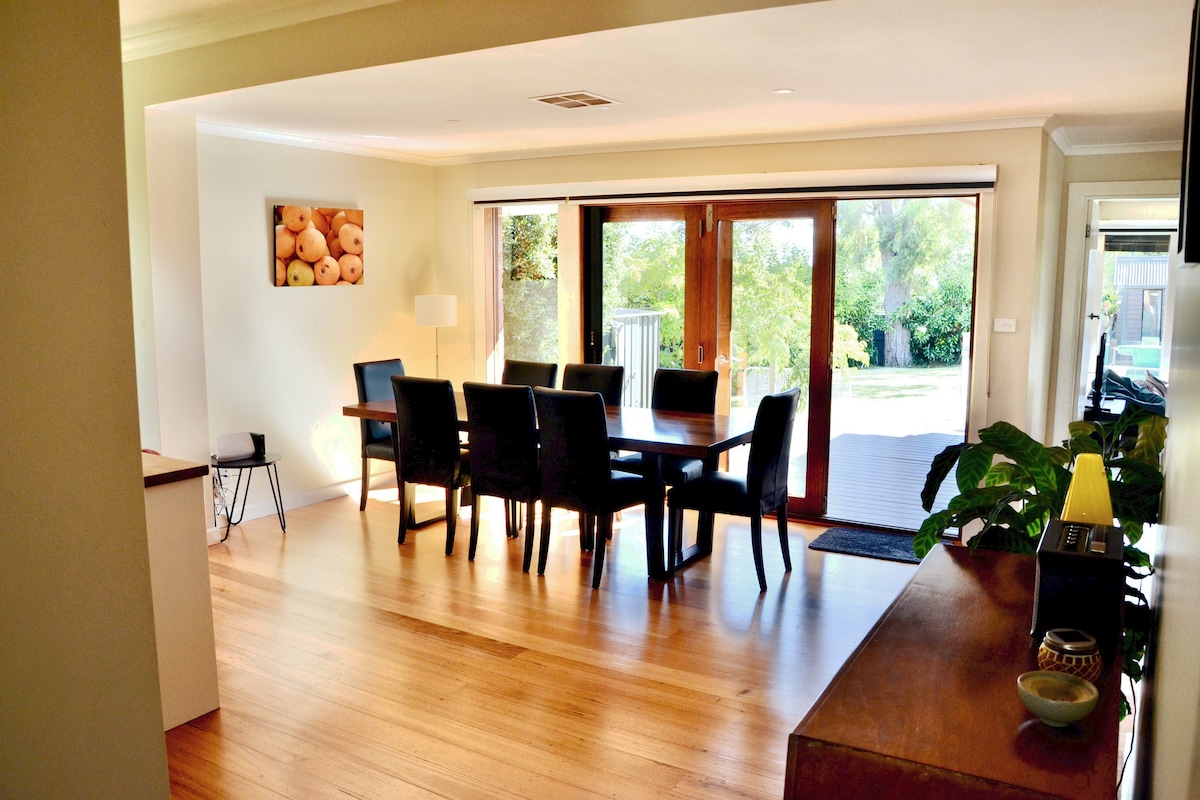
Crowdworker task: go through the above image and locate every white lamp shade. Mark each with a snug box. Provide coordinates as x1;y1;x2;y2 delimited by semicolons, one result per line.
415;294;457;328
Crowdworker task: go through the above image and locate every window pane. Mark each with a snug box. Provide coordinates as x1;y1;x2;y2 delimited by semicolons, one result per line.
729;218;813;497
601;220;685;407
500;206;558;363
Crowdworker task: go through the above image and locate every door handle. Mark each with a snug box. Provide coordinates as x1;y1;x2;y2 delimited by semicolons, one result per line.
698;345;704;363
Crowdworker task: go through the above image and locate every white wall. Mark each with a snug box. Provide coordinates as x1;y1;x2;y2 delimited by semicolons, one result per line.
196;134;436;511
1153;256;1200;798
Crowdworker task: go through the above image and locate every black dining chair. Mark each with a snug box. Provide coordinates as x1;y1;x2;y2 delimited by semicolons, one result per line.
498;358;559;533
561;363;625;406
391;375;470;553
666;388;800;592
501;359;559;389
562;363;625;543
533;387;645;589
612;367;719;484
462;382;541;570
352;358;405;510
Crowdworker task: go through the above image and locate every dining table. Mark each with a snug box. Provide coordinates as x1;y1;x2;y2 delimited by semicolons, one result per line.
342;396;756;579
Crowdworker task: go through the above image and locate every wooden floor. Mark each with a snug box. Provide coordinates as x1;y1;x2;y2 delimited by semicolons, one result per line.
167;493;918;799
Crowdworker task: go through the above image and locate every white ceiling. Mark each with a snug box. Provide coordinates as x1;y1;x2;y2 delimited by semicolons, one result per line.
120;0;1195;165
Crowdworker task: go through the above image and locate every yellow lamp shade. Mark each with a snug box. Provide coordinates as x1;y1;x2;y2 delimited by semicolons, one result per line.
1060;453;1114;526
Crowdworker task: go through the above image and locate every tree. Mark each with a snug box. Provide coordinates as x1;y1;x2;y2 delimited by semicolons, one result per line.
836;197;976;367
502;210;558;362
730;219;813;401
602;220;686;368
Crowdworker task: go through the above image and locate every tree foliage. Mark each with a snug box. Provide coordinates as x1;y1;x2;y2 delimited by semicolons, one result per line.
602;220;685;368
835;197;976;366
501;210;558;362
730;220;813;400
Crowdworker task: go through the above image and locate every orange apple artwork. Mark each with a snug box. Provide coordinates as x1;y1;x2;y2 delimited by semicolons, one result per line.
273;205;364;286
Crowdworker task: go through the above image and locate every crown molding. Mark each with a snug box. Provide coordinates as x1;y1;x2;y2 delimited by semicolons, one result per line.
121;0;396;61
1048;126;1182;157
197;115;1061;168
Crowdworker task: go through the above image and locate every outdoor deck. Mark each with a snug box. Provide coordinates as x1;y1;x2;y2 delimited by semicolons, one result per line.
825;431;961;531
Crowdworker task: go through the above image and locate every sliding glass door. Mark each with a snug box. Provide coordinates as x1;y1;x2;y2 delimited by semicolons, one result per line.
583;200;834;516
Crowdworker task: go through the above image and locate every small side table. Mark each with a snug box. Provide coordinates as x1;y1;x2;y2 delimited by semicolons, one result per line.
210;452;286;542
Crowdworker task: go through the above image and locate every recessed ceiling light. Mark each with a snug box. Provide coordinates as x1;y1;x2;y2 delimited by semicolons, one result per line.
774;88;795;95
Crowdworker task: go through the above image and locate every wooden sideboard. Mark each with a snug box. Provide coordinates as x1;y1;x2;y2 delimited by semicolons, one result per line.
785;544;1120;800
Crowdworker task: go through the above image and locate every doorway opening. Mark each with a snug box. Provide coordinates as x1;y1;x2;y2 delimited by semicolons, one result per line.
826;196;978;530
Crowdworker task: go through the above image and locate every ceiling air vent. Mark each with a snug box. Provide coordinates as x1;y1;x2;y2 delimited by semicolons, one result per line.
530;91;619;109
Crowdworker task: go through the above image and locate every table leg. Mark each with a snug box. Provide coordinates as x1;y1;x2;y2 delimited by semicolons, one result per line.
266;462;286;533
640;454;668;579
219;467;251;543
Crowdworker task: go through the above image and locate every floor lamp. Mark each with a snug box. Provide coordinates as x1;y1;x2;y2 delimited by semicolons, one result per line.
415;294;457;379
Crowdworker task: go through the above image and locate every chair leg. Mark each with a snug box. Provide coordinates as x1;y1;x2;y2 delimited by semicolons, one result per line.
445;485;461;556
750;514;767;592
522;500;537;573
696;510;716;558
360;457;370;511
468;492;482;561
506;499;522;539
397;482;411;544
580;513;594;552
592;514;611;589
537;505;554;575
777;504;792;572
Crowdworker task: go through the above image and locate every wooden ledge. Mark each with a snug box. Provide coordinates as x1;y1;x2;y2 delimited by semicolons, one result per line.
143;452;209;489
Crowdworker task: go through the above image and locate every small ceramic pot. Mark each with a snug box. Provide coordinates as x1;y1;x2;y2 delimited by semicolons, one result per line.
1037;628;1102;684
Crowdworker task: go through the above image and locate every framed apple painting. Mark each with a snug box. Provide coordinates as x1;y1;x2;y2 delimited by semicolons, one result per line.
273;205;364;286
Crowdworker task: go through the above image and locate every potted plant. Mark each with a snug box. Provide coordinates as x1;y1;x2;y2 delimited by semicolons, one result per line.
915;406;1168;716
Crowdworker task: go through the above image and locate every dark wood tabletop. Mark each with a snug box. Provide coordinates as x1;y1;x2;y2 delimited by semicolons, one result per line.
342;400;754;458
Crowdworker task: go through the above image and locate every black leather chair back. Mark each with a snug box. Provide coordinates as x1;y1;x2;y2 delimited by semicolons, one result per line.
463;382;539;502
502;359;559;389
354;358;405;451
651;368;718;414
562;363;625;407
746;388;801;514
391;375;464;486
533;388;611;512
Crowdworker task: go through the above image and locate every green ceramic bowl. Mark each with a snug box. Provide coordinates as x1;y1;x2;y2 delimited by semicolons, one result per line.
1017;670;1099;727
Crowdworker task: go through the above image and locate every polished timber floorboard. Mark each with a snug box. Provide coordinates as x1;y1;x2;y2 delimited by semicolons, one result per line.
167;492;918;799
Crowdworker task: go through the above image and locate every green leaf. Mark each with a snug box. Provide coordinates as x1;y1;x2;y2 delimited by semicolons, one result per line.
1124;545;1153;570
978;421;1061;498
1130;414;1169;464
921;442;969;511
955;444;995;495
914;510;955;558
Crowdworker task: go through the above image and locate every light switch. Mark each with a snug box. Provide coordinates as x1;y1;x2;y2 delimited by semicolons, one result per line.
993;318;1017;333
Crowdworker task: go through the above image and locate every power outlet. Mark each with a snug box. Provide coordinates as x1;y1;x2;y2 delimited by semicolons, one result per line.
993;318;1017;333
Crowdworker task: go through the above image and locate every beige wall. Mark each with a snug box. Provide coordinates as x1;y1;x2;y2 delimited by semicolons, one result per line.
0;2;169;797
436;127;1049;431
113;0;1200;796
122;0;809;448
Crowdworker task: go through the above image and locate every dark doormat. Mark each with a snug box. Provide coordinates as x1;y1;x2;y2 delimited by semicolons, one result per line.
808;527;921;565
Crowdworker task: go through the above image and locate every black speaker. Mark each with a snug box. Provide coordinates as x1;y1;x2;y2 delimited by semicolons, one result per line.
250;432;266;458
1031;520;1125;660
